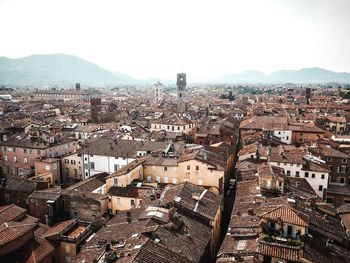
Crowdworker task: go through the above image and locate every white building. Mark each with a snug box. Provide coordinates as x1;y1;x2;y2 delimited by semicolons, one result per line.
269;154;329;198
150;114;194;135
81;138;170;179
273;130;292;144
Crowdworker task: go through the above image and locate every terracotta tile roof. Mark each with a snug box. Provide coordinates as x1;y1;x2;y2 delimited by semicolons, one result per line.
0;221;36;245
135;239;191;263
152;113;193;126
337;204;350;214
82;138;169;157
260;205;309;227
178;148;226;170
289;122;325;133
327;116;346;123
309;144;349;158
27;236;56;263
108;186;151;199
0;204;27;224
257;240;303;262
304;160;330;173
158;182;222;221
108;156;149;178
42;219;75;239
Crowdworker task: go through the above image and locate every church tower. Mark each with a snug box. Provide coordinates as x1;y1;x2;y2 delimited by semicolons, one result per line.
154;81;164;103
176;73;186;114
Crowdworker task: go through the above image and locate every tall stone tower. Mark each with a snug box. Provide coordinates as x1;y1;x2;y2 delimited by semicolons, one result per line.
154;81;164;102
90;97;102;123
176;73;186;114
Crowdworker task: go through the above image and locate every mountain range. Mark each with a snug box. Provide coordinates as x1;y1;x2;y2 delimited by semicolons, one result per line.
0;54;137;86
214;68;350;84
0;54;349;86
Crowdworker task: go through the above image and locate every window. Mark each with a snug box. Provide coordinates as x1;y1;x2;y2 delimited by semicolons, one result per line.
13;156;18;163
296;171;300;177
116;198;121;204
71;160;76;165
312;174;315;178
23;157;28;164
156;176;160;182
172;177;177;184
45;165;50;171
114;164;119;172
339;166;347;173
342;158;348;163
3;155;8;162
327;157;332;162
198;179;203;185
113;178;118;186
74;169;77;176
23;148;28;154
164;176;169;183
304;172;309;178
321;174;325;179
286;170;291;176
91;204;98;211
90;162;95;169
319;185;323;191
130;199;135;206
340;177;345;184
196;166;199;171
163;166;168;172
187;165;190;171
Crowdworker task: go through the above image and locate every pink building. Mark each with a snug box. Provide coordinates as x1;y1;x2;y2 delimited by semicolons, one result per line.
0;134;77;179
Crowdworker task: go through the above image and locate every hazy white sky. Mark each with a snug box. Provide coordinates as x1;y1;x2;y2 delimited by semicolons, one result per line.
1;0;350;80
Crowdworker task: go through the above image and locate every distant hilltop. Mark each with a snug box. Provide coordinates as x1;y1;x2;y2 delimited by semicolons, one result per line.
0;53;350;85
213;68;350;84
0;54;136;86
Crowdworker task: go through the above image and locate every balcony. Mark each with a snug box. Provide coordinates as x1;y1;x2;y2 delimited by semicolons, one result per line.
59;219;93;244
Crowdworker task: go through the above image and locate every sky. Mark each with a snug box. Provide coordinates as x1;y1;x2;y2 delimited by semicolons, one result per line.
0;0;350;81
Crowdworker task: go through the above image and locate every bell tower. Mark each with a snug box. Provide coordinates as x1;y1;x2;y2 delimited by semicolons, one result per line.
177;73;186;114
